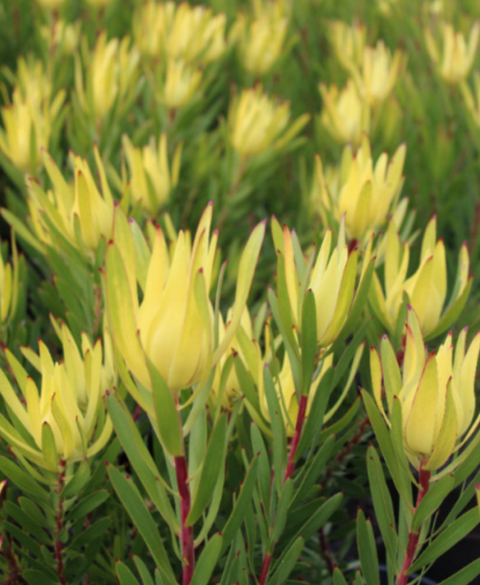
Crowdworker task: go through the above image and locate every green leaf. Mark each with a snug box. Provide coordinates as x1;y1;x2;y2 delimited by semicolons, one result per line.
301;289;317;396
269;535;304;585
292;435;335;506
67;489;110;522
2;521;41;557
357;509;380;585
3;502;51;545
288;492;343;545
107;465;177;585
187;413;228;526
190;533;223;585
70;517;112;547
263;365;287;487
435;558;480;585
107;394;178;531
18;497;49;529
333;568;349;585
319;396;361;443
221;455;259;554
41;422;58;472
269;478;293;545
361;391;412;507
0;456;49;502
23;569;58;585
366;446;397;564
133;556;155;585
295;367;335;458
412;473;455;533
62;460;91;498
117;561;142;585
250;422;271;512
409;508;480;573
150;360;183;457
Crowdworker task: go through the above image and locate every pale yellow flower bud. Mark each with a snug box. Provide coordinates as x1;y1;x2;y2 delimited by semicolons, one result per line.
75;33;140;122
159;59;202;109
0;89;54;174
26;146;114;257
371;307;480;471
40;19;81;54
0;237;20;329
313;135;406;241
0;323;114;471
361;41;406;107
231;6;288;76
319;79;370;145
122;133;182;215
329;20;366;71
228;86;309;158
425;21;480;85
106;203;265;400
370;218;471;339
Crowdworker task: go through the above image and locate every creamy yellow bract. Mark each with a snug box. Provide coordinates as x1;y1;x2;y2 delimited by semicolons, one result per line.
425;21;480;85
312;135;406;241
370;218;471;340
105;202;265;402
371;307;480;471
0;323;114;471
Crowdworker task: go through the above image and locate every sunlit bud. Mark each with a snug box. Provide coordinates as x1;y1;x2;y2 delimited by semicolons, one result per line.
425;21;480;85
26;146;114;257
312;135;406;241
370;218;472;340
329;20;366;70
0;322;114;471
276;216;372;347
40;19;81;54
230;2;288;76
122;133;182;216
105;202;265;397
229;86;309;158
75;33;140;122
159;59;202;109
371;307;480;471
0;88;62;174
319;79;370;145
361;41;406;107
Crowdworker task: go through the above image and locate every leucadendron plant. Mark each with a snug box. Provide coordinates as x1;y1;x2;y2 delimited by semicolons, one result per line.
2;1;480;585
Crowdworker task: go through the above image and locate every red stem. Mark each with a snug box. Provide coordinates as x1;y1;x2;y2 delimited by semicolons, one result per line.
284;393;309;485
55;462;67;585
258;393;309;585
397;466;431;585
175;455;194;585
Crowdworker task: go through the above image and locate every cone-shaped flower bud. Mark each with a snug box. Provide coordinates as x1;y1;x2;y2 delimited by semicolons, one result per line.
425;21;480;85
133;1;226;63
0;323;114;471
0;87;64;174
274;216;373;347
122;133;182;216
329;20;366;71
319;79;370;146
74;32;140;122
26;146;114;258
370;307;480;471
361;41;406;107
370;218;471;339
312;134;406;241
230;0;288;76
105;202;265;398
229;86;309;158
158;59;203;109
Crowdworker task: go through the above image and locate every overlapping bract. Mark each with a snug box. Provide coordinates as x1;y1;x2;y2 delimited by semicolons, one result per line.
371;307;480;471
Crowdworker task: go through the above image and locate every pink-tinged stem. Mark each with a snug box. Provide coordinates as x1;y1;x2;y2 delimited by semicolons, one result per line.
397;466;431;585
175;455;194;585
258;393;309;585
284;393;309;485
55;462;67;585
